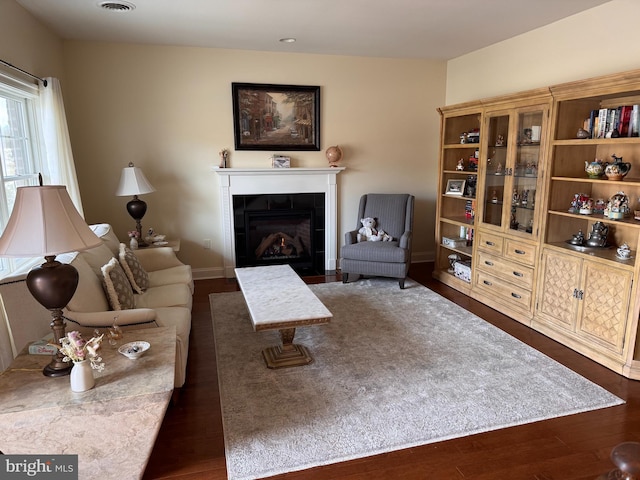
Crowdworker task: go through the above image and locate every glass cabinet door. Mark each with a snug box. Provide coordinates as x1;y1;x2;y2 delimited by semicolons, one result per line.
510;109;544;235
481;114;510;228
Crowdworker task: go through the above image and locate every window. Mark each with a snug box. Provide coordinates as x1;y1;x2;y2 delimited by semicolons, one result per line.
0;78;43;277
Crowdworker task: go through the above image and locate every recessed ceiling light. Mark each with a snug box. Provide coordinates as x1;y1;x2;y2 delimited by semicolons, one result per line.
279;38;296;44
98;1;136;12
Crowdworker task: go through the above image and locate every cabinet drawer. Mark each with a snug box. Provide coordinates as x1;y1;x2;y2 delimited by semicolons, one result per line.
476;231;504;254
476;251;534;290
504;238;537;266
475;270;532;311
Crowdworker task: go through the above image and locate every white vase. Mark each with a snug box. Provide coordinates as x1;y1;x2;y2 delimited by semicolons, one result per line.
70;360;95;392
130;237;138;249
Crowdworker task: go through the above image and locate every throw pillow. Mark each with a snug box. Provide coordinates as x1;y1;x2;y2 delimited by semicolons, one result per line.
118;243;150;294
101;257;135;310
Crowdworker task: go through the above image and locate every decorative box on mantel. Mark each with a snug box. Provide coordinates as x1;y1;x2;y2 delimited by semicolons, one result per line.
214;167;345;278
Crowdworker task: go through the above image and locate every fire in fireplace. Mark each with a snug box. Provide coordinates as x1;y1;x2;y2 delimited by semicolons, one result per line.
248;210;313;267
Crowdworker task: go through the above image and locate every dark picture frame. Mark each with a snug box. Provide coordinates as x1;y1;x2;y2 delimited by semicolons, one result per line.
232;82;320;151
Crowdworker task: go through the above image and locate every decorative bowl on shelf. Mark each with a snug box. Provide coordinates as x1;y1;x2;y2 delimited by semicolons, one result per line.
118;341;150;360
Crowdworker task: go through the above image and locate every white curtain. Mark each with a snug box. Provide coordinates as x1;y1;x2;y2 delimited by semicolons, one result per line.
0;78;86;370
39;77;84;216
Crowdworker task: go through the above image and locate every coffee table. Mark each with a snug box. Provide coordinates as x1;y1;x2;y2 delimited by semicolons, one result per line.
235;264;332;368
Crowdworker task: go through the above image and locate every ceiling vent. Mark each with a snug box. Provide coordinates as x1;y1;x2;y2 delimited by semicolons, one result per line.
98;1;136;12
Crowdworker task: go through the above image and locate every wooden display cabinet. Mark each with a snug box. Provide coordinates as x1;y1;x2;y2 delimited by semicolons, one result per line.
434;102;482;292
535;70;640;378
471;93;551;322
434;68;640;380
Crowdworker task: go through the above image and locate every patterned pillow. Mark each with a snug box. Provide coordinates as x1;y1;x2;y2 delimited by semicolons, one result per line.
101;257;135;310
118;243;150;294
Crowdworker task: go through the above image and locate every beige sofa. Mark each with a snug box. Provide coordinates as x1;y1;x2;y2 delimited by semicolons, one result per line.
0;224;193;387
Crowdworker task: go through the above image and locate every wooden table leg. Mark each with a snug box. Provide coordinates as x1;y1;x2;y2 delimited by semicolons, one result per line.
262;327;313;369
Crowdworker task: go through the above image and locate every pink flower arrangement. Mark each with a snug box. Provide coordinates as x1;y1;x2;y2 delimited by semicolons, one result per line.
128;230;139;238
56;331;105;371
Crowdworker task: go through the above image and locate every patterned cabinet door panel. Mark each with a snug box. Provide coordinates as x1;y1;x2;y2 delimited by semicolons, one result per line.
537;250;581;330
578;261;632;354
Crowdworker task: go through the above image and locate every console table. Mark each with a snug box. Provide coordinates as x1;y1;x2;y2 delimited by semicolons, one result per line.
0;326;176;480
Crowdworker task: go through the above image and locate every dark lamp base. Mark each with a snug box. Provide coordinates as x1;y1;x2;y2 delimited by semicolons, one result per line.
27;257;80;378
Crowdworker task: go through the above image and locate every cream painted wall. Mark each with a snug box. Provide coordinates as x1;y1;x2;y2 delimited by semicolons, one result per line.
446;0;640;104
0;1;64;83
61;42;446;277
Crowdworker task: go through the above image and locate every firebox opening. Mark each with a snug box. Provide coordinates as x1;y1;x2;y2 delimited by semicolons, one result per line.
244;209;316;273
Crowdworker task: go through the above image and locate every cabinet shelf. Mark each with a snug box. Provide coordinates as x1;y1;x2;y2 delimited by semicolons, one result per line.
440;216;474;227
547;209;640;228
553;138;640;146
443;169;478;175
440;244;473;257
551;176;640;186
545;241;635;270
442;194;476;201
443;143;480;149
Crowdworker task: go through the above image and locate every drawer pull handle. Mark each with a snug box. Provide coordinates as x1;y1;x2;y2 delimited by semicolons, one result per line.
513;271;523;277
483;280;492;286
511;293;522;299
486;241;495;246
572;288;578;298
484;261;494;266
514;249;526;255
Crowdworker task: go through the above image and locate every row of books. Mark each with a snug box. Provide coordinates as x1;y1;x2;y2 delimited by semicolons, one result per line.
465;199;476;220
583;105;640;138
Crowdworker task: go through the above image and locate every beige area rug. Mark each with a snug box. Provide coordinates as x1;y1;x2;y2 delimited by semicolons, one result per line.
210;278;624;480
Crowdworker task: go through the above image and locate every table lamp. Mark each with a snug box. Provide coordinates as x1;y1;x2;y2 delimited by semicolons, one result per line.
0;184;101;376
115;162;155;247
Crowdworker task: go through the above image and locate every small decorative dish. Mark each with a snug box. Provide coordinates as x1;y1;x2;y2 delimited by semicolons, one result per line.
153;241;169;246
118;341;150;360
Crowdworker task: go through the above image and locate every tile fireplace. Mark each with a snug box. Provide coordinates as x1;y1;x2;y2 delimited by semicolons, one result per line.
214;167;345;277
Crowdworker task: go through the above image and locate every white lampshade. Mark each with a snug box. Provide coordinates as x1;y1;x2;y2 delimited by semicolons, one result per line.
115;164;156;196
0;185;101;257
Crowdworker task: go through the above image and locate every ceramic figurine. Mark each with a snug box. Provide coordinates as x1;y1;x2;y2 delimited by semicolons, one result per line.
576;127;590;139
456;158;465;171
604;154;631;180
585;159;605;178
617;243;632;259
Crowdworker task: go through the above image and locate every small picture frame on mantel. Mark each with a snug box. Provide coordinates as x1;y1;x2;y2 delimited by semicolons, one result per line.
272;155;291;168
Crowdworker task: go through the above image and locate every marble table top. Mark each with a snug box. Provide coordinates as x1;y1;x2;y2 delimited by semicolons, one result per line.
0;326;175;480
235;264;332;330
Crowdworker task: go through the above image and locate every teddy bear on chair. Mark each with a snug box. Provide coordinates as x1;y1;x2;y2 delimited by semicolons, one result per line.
357;217;393;242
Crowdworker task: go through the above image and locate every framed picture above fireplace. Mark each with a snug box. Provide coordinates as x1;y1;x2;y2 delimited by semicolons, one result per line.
232;82;320;151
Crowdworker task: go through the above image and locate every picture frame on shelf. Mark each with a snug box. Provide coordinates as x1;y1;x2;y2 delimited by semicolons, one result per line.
231;82;320;151
445;179;465;196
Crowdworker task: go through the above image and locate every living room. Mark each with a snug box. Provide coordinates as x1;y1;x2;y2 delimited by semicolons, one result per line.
2;1;637;276
2;0;640;478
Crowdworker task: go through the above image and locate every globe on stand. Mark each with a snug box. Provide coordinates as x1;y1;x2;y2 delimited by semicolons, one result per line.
326;145;343;167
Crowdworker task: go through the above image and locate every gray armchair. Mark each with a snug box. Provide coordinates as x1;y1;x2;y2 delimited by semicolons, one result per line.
340;193;415;289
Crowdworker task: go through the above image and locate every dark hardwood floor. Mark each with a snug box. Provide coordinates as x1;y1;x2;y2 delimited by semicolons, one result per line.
143;263;640;479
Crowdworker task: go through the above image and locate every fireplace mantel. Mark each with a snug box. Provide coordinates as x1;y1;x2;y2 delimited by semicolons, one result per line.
215;167;345;277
